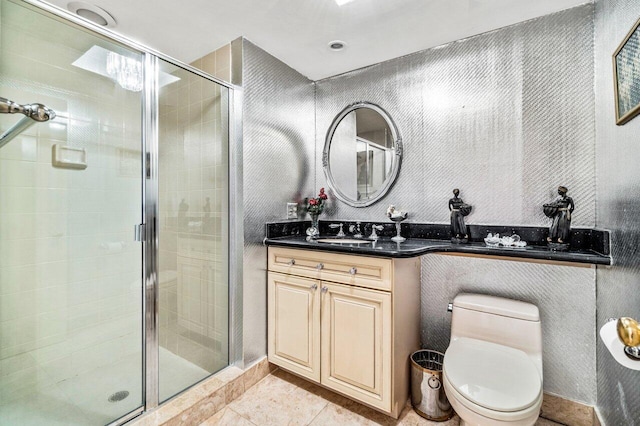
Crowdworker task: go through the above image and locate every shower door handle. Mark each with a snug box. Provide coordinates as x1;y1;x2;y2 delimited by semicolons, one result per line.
134;224;146;242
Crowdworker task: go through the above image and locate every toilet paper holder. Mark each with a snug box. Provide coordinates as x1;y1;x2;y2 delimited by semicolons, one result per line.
616;317;640;361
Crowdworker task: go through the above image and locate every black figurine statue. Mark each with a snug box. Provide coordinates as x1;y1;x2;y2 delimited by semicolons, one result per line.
543;186;574;251
449;188;472;243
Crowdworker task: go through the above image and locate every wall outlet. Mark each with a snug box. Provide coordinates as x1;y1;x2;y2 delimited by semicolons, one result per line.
286;203;298;219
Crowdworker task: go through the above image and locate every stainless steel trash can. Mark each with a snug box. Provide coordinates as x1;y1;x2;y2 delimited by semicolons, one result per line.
410;350;454;421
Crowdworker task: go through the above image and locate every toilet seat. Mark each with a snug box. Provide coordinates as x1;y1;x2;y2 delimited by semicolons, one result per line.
443;337;542;420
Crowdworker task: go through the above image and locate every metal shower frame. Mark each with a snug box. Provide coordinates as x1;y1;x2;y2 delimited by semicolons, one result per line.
17;1;244;424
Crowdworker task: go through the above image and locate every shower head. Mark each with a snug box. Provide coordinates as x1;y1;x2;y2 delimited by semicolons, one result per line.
23;103;56;122
0;97;56;121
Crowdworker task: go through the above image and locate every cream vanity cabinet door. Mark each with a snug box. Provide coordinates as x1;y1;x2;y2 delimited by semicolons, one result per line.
267;271;321;382
267;246;420;419
320;281;392;412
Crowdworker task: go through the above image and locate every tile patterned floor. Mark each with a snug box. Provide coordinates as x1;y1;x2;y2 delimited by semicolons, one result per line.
200;369;561;426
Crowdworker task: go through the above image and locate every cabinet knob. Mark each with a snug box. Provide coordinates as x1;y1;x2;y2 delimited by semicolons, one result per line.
349;267;357;275
287;259;295;266
310;283;318;291
321;286;328;293
316;263;324;270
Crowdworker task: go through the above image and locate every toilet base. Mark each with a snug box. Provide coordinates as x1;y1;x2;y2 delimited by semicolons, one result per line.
459;420;535;426
452;399;538;426
444;374;541;426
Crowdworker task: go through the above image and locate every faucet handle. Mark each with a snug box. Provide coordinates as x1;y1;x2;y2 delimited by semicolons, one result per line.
350;222;363;239
369;224;384;240
329;223;345;237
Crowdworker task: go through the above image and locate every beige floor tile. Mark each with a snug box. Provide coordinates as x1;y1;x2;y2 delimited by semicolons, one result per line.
200;407;255;426
225;377;245;404
249;369;303;395
396;405;460;426
243;358;274;390
272;369;354;407
199;376;226;396
215;366;244;384
535;418;563;426
309;402;381;426
228;373;329;426
199;369;563;426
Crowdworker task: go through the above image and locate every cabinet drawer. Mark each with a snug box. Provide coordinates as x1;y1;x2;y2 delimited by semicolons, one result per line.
268;247;392;291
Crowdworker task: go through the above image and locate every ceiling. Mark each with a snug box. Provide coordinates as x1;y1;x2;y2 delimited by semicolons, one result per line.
44;0;590;81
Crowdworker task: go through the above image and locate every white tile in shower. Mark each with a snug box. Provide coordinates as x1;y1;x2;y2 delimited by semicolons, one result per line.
0;135;37;162
35;187;68;212
0;159;36;187
0;213;36;240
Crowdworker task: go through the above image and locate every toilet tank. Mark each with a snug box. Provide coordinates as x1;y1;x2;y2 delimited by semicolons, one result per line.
450;294;542;372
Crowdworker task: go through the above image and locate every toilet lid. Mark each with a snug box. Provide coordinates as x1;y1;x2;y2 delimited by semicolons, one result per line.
444;337;542;412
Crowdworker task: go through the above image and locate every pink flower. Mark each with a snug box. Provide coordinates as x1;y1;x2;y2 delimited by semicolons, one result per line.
319;188;325;194
319;193;328;200
309;198;318;206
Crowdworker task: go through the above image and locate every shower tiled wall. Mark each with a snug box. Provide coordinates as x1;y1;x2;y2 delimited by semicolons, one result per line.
0;0;143;406
192;43;232;83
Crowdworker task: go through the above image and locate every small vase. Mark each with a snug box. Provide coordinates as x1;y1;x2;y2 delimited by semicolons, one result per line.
306;212;320;239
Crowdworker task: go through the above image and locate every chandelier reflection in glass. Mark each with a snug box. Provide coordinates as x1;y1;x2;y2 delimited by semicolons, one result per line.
106;51;143;92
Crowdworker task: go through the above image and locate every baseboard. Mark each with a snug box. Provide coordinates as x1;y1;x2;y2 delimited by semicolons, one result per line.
540;393;597;426
593;406;604;426
129;366;601;426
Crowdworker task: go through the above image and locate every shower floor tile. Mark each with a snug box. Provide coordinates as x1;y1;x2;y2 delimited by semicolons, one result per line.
0;382;91;426
159;346;211;402
0;347;211;425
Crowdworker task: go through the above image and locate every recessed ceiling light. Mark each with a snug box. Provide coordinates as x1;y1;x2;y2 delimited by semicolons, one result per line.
328;40;346;51
335;0;357;5
67;2;117;28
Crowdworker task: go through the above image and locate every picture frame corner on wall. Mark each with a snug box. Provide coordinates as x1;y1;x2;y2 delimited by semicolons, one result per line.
613;15;640;126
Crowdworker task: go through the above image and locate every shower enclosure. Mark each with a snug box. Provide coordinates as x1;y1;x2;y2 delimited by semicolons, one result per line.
0;1;232;424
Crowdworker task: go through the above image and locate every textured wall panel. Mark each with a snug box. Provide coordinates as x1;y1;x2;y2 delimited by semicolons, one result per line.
422;255;596;403
595;0;640;423
314;5;597;403
315;5;595;227
241;39;316;364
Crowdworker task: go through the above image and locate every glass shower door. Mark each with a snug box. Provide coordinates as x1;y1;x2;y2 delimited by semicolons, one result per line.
157;59;230;402
0;1;144;424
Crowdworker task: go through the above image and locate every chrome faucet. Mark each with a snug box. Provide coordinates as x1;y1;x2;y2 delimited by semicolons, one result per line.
328;223;345;237
349;222;363;239
369;224;384;240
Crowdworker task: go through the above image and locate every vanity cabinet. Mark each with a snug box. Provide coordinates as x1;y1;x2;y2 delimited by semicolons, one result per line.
267;247;420;418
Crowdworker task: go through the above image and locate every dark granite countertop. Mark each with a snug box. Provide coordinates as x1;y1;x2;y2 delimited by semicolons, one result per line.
264;221;612;266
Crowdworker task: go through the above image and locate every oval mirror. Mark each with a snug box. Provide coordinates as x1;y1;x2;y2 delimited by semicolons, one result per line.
323;102;402;207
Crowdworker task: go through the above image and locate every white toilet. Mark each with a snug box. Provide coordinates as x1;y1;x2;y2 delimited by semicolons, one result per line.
442;294;543;426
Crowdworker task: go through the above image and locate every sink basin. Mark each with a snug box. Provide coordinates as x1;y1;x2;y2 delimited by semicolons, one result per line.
317;238;373;244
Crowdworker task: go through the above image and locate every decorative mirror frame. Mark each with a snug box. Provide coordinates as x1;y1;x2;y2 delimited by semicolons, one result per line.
323;101;402;207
